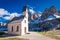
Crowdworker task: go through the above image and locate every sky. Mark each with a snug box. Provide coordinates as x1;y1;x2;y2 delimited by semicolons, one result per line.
0;0;60;23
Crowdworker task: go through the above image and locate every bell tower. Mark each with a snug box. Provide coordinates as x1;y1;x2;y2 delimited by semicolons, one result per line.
22;6;28;33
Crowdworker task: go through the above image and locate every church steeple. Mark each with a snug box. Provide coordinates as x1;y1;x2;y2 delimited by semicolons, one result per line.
22;6;28;16
22;6;28;33
22;6;27;12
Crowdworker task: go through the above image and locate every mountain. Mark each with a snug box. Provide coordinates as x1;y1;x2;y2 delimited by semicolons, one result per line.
29;6;60;31
29;6;57;24
28;12;42;21
41;6;56;20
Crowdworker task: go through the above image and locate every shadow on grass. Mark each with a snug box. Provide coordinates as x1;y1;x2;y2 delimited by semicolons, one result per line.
0;33;29;40
0;33;19;38
0;32;30;40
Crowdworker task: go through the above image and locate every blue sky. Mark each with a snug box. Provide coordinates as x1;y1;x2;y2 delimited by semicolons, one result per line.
0;0;60;23
0;0;60;12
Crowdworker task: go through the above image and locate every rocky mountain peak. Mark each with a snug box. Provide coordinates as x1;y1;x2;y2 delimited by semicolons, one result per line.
41;6;57;20
49;6;56;13
29;12;42;20
44;8;49;13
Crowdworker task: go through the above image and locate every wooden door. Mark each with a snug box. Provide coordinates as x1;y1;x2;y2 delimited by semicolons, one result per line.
24;27;26;33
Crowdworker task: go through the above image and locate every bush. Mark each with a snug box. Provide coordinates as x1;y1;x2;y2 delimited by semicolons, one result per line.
0;32;5;35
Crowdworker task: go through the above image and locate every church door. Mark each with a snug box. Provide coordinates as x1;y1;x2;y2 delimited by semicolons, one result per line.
24;27;26;33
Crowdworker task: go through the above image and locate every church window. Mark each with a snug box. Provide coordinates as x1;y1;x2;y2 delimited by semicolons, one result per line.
11;26;13;32
25;20;26;23
16;26;19;32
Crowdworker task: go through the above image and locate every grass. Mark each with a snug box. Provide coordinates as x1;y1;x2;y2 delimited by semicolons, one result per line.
0;38;28;40
38;30;60;40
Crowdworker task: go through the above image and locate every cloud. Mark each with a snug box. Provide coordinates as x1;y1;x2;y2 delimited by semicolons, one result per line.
3;16;10;20
9;12;20;20
0;8;20;20
0;8;10;17
29;7;35;14
10;12;20;17
3;12;20;20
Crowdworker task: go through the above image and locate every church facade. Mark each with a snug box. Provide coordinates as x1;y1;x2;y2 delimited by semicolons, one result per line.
8;6;28;36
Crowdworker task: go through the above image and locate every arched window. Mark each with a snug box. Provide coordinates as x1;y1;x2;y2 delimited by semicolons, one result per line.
11;26;13;32
16;26;19;32
25;20;26;23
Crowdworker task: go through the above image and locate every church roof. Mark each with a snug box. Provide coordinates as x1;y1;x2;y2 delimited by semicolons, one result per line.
9;15;25;23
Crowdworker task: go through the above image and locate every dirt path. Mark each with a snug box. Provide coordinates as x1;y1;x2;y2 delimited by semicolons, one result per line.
19;32;56;40
4;32;56;40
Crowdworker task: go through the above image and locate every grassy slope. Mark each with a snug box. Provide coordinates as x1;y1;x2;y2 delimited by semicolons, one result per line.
38;30;60;40
0;38;28;40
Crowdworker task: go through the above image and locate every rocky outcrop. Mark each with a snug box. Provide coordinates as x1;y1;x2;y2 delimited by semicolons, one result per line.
41;6;56;20
28;12;42;21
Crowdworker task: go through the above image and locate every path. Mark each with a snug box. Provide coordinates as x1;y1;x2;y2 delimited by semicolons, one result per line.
4;32;56;40
18;32;56;40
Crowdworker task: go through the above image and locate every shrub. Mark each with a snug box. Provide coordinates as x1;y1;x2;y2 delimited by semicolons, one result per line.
0;32;5;35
